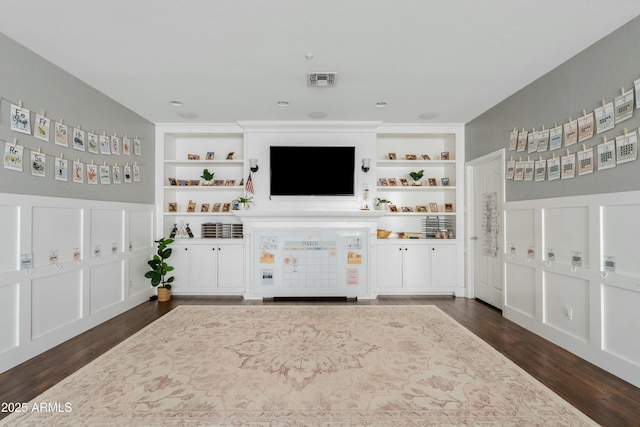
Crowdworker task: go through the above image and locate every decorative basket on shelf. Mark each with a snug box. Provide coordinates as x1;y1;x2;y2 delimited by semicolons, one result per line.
377;229;392;239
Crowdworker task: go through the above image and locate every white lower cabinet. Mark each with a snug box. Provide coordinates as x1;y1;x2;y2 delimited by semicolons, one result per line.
170;241;245;295
376;241;456;294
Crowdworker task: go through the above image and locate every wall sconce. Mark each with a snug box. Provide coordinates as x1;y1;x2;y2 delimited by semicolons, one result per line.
249;159;259;173
361;158;371;173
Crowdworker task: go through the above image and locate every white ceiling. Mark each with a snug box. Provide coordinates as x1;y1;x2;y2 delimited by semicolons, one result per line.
2;0;640;125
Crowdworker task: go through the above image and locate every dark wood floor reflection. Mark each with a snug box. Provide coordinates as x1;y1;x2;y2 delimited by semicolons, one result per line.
1;296;638;425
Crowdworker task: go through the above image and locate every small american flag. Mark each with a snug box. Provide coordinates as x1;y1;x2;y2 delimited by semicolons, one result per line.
245;172;254;194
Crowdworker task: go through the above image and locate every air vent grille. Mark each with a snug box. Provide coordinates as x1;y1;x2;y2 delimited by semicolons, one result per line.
308;72;337;87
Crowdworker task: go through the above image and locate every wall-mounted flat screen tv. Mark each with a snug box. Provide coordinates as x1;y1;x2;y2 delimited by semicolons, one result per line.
270;146;355;196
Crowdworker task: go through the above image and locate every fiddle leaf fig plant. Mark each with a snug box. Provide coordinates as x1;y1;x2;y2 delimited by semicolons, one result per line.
144;238;175;289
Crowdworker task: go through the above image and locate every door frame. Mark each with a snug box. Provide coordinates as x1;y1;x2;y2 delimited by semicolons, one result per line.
464;148;505;300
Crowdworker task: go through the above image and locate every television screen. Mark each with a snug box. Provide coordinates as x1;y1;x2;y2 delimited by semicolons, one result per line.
270;146;355;196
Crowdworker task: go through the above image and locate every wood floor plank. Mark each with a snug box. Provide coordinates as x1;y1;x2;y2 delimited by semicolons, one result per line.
1;296;638;425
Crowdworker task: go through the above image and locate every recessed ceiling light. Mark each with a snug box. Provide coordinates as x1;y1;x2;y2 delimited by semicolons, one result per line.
418;112;440;120
176;111;198;119
375;101;388;108
277;101;289;107
308;111;328;119
169;100;183;107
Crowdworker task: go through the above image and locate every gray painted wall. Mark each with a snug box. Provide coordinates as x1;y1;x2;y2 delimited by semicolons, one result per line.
0;33;155;204
466;17;640;202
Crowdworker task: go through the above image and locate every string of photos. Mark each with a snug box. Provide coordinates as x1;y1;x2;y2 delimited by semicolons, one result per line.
2;96;142;184
505;78;640;182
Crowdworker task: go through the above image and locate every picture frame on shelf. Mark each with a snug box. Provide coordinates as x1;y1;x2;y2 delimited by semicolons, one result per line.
429;202;439;212
212;203;222;212
224;179;236;186
189;179;200;186
416;205;427;212
167;177;177;186
428;178;437;186
440;151;450;160
213;179;224;186
378;178;389;186
388;178;397;186
405;154;417;160
222;203;231;212
232;203;240;210
187;201;197;212
444;203;454;212
187;153;200;160
421;154;430;160
388;152;396;160
167;202;178;212
178;179;188;186
206;151;215;160
226;152;235;160
389;205;398;212
400;178;409;186
200;203;210;212
401;206;413;212
441;177;450;186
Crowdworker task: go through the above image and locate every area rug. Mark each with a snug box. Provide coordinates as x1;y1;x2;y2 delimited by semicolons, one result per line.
1;305;597;426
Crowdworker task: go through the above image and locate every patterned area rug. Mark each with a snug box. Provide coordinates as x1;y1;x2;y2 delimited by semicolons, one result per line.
1;305;598;426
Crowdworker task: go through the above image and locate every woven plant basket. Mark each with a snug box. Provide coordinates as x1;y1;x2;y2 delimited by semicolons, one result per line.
157;287;171;302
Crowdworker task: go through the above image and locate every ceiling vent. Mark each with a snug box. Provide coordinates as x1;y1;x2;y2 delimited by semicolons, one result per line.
308;72;337;87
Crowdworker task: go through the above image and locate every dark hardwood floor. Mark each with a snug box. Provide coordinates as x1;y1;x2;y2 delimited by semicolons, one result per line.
1;296;639;425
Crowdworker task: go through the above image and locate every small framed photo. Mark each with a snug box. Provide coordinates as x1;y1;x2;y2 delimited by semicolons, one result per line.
400;178;409;186
187;153;200;160
421;154;430;160
405;154;417;160
429;203;439;212
167;177;177;186
224;179;236;186
213;179;224;186
222;203;231;212
189;179;200;186
206;151;215;160
232;203;241;210
187;201;197;212
226;152;235;160
441;177;450;186
428;178;437;186
416;205;427;212
200;203;210;212
178;179;189;186
388;153;396;160
440;151;450;160
389;205;398;212
401;206;413;212
167;202;178;212
444;203;454;212
212;203;222;212
378;178;389;186
388;178;397;186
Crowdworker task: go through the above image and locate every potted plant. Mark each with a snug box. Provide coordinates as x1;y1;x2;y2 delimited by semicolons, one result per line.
232;195;254;209
375;197;392;210
409;169;424;186
200;168;215;186
145;237;175;302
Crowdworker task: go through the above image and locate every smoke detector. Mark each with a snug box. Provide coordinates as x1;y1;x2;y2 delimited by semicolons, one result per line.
308;72;337;87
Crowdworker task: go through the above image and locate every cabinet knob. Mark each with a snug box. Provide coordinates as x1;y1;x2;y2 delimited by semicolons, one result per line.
184;247;188;251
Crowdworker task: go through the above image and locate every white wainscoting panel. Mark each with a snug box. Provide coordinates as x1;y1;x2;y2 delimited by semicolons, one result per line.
31;270;83;339
0;206;19;273
504;191;640;387
0;193;154;374
90;261;124;314
0;281;19;353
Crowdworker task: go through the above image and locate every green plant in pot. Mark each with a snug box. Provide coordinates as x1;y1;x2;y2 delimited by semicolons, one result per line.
375;197;392;210
145;237;175;302
409;169;424;186
232;196;254;209
200;168;215;185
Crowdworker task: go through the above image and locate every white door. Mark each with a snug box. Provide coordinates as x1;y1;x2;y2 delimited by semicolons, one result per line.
468;151;504;309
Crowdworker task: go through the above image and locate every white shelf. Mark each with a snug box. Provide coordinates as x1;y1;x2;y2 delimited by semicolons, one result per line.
164;160;244;166
377;186;457;191
376;160;455;166
163;212;236;217
164;186;244;191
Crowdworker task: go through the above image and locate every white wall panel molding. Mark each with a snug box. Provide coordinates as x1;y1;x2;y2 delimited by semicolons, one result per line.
0;192;154;374
504;190;640;387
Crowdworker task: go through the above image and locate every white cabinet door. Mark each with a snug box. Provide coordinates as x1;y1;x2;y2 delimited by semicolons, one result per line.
217;244;244;289
376;244;403;289
170;243;191;291
403;244;429;290
430;244;456;288
190;244;218;290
